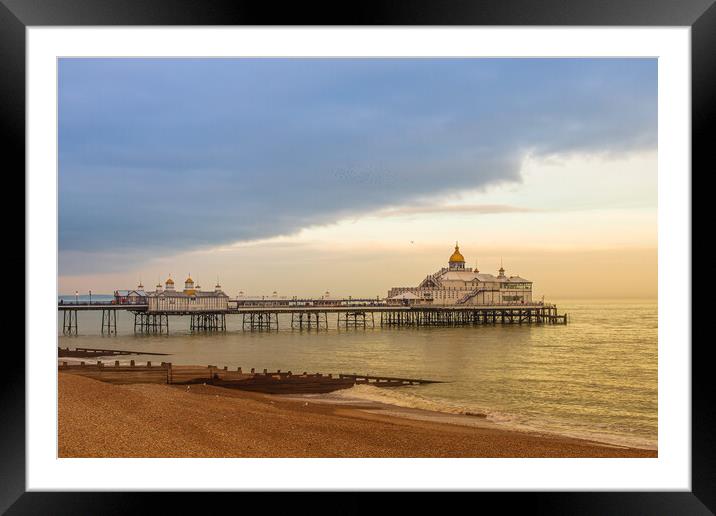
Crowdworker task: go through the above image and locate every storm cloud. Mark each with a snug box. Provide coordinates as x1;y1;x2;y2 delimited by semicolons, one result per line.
59;58;656;273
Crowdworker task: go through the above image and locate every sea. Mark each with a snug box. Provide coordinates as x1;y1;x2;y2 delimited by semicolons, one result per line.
58;297;657;450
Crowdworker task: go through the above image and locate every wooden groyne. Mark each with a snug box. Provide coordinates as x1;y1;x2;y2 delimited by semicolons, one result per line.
212;373;356;394
338;373;443;387
58;361;441;393
58;347;169;358
58;361;172;384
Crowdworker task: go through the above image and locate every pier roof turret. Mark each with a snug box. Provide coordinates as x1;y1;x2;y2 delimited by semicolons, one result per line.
449;242;465;263
448;242;467;271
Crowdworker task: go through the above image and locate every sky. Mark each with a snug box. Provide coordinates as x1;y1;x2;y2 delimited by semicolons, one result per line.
58;58;657;299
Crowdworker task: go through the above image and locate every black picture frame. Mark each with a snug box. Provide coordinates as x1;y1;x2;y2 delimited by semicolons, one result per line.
5;0;710;513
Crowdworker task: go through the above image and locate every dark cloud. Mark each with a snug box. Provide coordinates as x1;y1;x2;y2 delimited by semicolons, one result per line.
59;58;656;273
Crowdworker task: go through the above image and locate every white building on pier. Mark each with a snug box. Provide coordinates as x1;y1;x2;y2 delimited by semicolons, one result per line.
387;243;533;306
147;276;229;312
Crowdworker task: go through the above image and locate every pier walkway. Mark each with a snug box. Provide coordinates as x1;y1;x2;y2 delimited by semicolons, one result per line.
58;302;567;335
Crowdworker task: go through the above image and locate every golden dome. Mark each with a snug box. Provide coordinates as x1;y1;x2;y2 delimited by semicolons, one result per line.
165;277;174;285
449;243;465;263
185;276;194;283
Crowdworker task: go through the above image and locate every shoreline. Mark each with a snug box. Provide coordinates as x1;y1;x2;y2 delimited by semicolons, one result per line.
279;391;657;452
58;373;656;458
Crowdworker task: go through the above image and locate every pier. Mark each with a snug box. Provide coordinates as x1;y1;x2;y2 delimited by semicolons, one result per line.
58;302;567;335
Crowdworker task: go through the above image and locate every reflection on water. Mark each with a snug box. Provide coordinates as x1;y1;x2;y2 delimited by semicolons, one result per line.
58;299;657;449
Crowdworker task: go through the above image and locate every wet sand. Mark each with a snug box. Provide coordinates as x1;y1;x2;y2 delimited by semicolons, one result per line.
58;373;657;458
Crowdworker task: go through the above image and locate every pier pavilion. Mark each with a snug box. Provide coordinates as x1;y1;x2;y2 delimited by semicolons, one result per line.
147;276;229;313
387;243;533;306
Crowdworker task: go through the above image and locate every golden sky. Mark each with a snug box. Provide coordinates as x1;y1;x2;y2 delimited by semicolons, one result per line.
60;150;657;300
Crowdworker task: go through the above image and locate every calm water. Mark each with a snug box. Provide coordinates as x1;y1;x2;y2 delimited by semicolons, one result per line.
58;298;657;449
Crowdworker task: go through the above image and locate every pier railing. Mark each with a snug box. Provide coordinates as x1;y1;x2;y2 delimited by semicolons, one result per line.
58;300;118;306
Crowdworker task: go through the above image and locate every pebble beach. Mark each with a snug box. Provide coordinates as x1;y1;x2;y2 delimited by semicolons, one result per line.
58;373;656;458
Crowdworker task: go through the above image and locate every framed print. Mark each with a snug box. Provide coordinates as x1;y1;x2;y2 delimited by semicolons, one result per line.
6;0;712;512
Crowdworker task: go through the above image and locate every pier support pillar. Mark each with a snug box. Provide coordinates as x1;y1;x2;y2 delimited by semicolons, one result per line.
101;309;118;335
190;313;227;332
243;311;279;331
289;311;327;331
338;311;369;329
133;312;169;334
62;309;78;336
